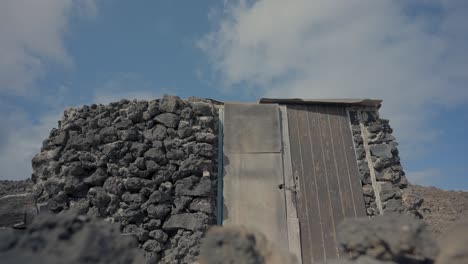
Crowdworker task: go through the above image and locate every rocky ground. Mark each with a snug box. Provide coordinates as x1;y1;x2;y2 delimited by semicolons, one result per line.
3;180;467;236
1;180;468;263
0;180;32;197
199;226;297;264
2;209;467;264
406;184;468;237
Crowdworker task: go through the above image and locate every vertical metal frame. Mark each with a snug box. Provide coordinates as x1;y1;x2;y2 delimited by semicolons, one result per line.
280;105;303;264
217;107;224;225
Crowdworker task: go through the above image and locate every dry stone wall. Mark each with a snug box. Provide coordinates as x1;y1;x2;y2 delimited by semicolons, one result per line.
349;109;410;217
31;95;219;264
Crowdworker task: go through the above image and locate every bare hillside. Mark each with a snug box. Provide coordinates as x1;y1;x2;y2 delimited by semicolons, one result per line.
408;184;468;237
0;180;32;197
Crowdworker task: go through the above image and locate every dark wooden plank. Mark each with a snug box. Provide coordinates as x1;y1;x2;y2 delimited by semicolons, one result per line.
306;105;338;260
295;105;326;262
287;106;315;264
327;106;357;219
317;106;345;257
337;107;367;217
288;104;368;263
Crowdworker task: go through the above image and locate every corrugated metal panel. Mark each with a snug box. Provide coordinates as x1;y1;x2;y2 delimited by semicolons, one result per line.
259;98;382;108
287;104;366;263
222;103;289;251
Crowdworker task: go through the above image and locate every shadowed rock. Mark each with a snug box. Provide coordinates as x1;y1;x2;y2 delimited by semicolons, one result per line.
199;226;297;264
338;214;437;263
0;210;144;264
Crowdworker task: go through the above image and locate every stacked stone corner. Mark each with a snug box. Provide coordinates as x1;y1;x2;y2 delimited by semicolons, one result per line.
349;109;414;217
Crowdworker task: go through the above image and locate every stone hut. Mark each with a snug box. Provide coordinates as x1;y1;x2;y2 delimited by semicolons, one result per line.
29;96;410;264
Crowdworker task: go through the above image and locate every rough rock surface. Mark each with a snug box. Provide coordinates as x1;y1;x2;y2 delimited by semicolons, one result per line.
0;204;464;264
199;226;297;264
319;213;468;264
30;95;219;263
318;257;398;264
406;184;468;237
338;215;437;263
0;210;144;264
435;219;468;264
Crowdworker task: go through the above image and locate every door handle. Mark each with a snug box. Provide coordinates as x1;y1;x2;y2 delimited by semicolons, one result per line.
278;183;297;192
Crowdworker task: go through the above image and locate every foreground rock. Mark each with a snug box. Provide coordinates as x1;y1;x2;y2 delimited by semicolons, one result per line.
337;214;437;264
0;210;144;264
199;226;297;264
435;218;468;264
1;211;464;264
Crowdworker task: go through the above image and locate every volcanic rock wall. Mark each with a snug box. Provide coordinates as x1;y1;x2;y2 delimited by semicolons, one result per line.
349;109;410;216
31;95;219;263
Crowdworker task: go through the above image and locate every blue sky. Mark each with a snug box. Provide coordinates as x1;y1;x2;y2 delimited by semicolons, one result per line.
0;0;467;190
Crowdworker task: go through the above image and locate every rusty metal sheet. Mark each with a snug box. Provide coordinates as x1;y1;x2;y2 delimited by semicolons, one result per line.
223;153;288;250
223;103;281;153
223;103;288;252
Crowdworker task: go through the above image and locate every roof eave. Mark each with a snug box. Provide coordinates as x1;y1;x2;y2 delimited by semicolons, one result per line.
258;98;382;108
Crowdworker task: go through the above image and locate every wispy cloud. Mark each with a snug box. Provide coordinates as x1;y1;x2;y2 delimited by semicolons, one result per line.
93;73;167;104
200;0;468;160
0;109;61;180
0;70;170;180
0;0;97;95
0;0;99;180
406;168;443;187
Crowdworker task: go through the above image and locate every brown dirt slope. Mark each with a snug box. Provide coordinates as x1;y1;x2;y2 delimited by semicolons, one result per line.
408;184;468;237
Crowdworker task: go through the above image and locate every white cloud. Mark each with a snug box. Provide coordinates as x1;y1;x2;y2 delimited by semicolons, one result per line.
75;0;98;18
200;0;468;160
0;109;61;180
0;71;167;180
0;0;97;95
93;73;166;104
